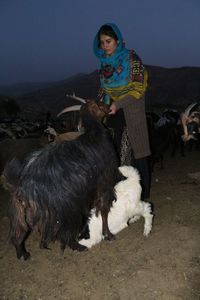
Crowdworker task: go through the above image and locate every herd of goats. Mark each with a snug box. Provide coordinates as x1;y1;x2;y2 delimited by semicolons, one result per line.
1;95;200;172
0;94;200;260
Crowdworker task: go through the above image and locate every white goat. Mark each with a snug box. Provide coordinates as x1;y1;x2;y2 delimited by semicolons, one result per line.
79;165;153;248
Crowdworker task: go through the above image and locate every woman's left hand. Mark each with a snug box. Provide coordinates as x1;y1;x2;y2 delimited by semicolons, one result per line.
109;103;117;115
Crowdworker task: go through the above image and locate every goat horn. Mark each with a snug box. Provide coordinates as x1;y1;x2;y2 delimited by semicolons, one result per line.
180;113;189;138
57;105;81;117
66;93;86;104
184;103;197;117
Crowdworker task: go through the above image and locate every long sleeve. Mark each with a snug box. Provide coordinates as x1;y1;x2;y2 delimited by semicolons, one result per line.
114;95;138;110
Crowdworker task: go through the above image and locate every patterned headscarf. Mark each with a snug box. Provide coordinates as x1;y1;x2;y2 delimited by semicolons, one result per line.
93;23;148;103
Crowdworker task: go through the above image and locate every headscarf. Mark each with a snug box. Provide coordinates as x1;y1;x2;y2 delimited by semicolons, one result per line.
93;23;148;103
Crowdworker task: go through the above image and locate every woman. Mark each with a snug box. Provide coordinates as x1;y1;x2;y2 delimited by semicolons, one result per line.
93;23;151;200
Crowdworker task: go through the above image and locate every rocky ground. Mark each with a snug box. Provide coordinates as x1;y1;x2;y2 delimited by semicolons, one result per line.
0;149;200;300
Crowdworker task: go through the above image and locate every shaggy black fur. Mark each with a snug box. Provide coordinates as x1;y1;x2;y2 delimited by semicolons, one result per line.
4;113;120;260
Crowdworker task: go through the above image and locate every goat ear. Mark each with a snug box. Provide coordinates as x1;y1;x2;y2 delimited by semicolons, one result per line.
57;105;81;117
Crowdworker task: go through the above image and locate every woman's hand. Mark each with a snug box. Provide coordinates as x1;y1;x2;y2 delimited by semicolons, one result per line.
109;103;117;115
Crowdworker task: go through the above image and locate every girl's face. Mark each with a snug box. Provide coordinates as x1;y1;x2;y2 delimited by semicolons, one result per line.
99;34;118;56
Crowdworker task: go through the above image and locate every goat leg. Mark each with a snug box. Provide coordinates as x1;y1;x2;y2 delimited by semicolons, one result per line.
11;226;31;260
98;192;115;241
101;210;115;241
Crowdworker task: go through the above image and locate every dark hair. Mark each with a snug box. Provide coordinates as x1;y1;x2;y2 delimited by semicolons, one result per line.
97;25;118;47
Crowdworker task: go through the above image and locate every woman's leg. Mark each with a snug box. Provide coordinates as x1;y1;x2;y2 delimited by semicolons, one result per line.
131;155;151;200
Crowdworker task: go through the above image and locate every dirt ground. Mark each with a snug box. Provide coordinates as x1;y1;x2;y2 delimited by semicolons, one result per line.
0;149;200;300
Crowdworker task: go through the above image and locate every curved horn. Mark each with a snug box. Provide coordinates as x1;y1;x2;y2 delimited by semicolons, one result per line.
180;112;189;141
66;93;86;104
57;105;81;117
184;103;197;117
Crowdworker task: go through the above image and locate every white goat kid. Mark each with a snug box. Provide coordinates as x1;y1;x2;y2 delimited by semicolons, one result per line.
79;165;153;249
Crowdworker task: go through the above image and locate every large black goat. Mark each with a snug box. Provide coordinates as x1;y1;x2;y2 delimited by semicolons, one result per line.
4;104;120;260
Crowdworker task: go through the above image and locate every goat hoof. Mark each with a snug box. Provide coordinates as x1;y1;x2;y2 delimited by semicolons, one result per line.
24;252;31;260
104;233;116;241
18;252;31;261
69;241;88;252
74;244;88;252
40;241;52;250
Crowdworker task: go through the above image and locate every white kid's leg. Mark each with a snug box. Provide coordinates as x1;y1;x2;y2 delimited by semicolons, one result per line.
128;215;141;224
142;202;153;236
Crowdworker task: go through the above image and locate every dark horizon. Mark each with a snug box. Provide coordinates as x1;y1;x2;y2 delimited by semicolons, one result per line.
1;65;200;88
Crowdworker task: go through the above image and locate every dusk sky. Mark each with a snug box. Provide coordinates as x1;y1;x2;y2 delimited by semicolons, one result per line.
1;0;200;85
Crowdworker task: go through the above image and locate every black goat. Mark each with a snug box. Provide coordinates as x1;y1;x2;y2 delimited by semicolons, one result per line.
4;112;120;260
147;110;179;170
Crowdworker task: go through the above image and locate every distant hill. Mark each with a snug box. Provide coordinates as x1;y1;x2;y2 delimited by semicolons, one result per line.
0;82;54;98
146;66;200;108
14;71;100;117
1;66;200;118
0;73;85;98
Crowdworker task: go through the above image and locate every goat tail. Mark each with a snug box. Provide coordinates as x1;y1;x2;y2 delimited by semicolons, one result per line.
3;158;22;190
118;165;141;181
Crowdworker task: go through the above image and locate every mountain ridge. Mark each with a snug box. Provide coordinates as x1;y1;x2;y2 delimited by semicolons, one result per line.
1;66;200;117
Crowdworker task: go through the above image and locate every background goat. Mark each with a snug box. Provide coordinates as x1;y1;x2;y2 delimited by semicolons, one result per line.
180;102;200;145
4;104;120;260
79;165;153;249
0;136;49;176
